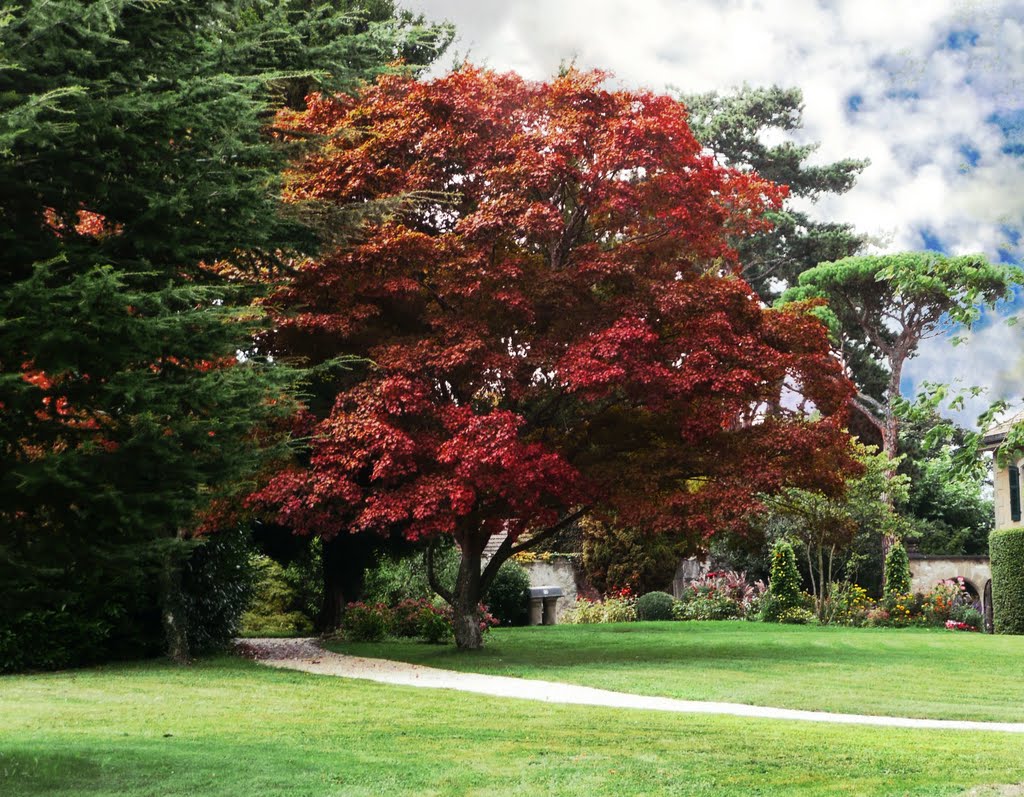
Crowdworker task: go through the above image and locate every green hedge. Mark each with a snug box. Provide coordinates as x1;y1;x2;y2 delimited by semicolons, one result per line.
990;527;1024;635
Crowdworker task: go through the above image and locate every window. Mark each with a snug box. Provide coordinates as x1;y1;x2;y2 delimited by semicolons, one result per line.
1010;464;1021;523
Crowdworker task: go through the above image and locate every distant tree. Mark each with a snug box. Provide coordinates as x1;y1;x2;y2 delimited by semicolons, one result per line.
680;86;868;301
250;68;861;649
781;252;1019;462
0;0;449;668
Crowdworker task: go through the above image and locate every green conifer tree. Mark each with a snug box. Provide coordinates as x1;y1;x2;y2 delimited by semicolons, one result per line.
0;0;449;669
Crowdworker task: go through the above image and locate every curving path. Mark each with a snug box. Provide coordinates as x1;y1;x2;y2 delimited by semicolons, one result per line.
238;637;1024;734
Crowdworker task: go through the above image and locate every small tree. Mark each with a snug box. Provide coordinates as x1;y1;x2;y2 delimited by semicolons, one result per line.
883;540;912;599
768;540;802;611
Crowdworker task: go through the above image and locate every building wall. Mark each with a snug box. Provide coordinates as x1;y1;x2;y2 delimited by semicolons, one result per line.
993;459;1024;530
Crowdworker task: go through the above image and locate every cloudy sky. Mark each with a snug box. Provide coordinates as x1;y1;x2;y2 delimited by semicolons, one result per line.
405;0;1024;426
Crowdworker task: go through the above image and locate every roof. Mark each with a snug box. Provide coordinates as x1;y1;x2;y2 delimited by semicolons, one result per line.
980;408;1024;451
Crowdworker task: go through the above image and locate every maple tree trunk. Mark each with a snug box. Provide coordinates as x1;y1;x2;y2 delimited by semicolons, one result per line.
452;541;485;650
317;533;374;632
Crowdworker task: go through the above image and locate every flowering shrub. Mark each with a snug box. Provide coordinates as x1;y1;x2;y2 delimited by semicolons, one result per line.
675;570;764;621
777;607;817;625
343;602;392;642
820;582;871;626
561;589;638;624
945;619;979;632
865;607;890;627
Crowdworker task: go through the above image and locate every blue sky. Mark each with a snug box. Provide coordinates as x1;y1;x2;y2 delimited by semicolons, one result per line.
407;0;1024;427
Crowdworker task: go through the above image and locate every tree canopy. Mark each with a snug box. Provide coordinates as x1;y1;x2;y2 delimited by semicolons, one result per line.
249;67;861;648
0;0;449;669
781;252;1020;459
680;85;868;301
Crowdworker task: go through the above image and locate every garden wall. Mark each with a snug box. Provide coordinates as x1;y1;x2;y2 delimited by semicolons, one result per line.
522;559;580;622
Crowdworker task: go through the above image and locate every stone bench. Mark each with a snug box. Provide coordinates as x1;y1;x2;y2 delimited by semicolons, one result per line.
527;586;563;625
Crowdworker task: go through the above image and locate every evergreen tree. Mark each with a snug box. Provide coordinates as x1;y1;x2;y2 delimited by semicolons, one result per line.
0;0;449;669
680;86;868;302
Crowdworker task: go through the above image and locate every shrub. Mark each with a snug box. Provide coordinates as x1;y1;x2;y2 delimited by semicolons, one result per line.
777;607;817;625
883;540;912;599
820;582;871;626
580;516;687;595
484;561;530;626
950;606;983;631
342;602;392;642
636;591;675;621
181;527;255;654
991;527;1024;635
561;591;637;624
238;555;314;637
675;591;741;621
767;541;801;612
416;602;454;644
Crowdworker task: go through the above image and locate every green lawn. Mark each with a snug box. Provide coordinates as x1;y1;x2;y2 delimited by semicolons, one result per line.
329;621;1024;722
2;656;1024;797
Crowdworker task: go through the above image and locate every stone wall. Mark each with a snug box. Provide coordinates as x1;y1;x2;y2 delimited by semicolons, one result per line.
522;559;579;622
908;555;991;597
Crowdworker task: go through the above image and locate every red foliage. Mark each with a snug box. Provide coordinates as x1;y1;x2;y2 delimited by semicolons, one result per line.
251;68;859;555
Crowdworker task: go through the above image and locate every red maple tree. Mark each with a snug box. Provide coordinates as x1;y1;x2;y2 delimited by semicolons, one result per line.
251;68;859;648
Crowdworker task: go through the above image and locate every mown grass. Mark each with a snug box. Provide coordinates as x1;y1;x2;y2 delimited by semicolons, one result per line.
2;656;1024;796
329;621;1024;722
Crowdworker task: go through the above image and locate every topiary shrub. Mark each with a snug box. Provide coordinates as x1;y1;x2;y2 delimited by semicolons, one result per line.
991;527;1024;635
484;561;530;626
636;591;675;621
883;539;911;599
767;540;801;613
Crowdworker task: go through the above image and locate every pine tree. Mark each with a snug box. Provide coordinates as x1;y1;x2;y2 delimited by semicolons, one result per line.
0;0;449;669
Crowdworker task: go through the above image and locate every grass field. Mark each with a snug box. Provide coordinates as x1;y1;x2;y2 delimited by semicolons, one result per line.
2;655;1024;797
329;621;1024;722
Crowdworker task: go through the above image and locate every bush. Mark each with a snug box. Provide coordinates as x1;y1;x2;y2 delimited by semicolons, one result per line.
181;527;255;654
950;605;983;631
675;591;741;621
777;607;817;625
768;541;801;612
342;602;392;642
637;591;675;621
883;540;911;599
991;527;1024;635
820;582;871;626
580;516;687;595
561;590;637;624
484;561;530;626
416;602;454;644
238;555;315;637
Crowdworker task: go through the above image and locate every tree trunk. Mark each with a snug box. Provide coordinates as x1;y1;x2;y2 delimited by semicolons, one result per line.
317;533;374;632
452;539;485;650
160;530;190;664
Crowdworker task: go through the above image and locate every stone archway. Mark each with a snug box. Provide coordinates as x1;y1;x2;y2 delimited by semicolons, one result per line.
908;554;992;630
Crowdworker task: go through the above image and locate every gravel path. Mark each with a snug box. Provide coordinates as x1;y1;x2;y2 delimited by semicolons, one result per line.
238;637;1024;734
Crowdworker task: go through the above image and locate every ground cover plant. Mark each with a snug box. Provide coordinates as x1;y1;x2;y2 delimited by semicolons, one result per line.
329;622;1024;723
3;655;1024;797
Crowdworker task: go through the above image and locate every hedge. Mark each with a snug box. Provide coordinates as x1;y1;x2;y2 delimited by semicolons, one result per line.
990;527;1024;635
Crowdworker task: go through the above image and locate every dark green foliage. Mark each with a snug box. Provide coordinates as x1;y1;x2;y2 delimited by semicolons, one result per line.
483;562;530;626
636;591;676;621
767;540;802;612
990;527;1024;635
883;540;911;598
181;527;255;653
0;0;448;669
581;517;689;595
680;85;867;302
